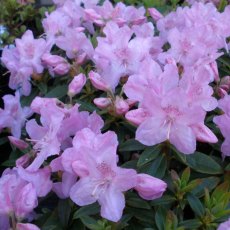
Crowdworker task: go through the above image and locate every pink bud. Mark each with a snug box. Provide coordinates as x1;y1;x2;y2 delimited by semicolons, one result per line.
16;154;31;168
125;108;149;126
42;54;67;67
84;9;102;22
217;88;228;98
68;73;86;97
192;123;218;143
221;76;230;87
134;174;167;200
16;223;40;230
76;53;87;65
148;8;163;21
94;97;112;109
210;61;220;82
8;136;28;150
53;63;70;75
126;99;137;107
114;97;129;115
89;71;109;91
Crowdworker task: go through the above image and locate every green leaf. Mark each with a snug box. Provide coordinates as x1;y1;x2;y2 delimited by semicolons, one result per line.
137;145;161;167
73;203;100;219
126;195;151;209
192;177;220;197
151;195;176;206
45;85;68;98
187;193;205;217
57;199;71;227
79;216;100;230
155;207;167;230
179;219;202;229
225;163;230;171
126;207;155;225
185;152;223;175
181;167;190;186
119;139;145;152
0;137;8;145
140;154;167;179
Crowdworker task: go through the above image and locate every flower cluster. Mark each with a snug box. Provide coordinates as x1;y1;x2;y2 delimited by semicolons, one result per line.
1;0;230;229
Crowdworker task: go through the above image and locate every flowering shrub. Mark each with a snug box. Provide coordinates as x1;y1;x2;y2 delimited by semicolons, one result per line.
0;0;230;229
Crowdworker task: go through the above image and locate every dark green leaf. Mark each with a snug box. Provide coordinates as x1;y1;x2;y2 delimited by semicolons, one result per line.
192;177;220;197
185;152;223;175
137;145;161;167
73;203;100;219
187;193;205;217
58;199;71;227
45;85;67;98
155;207;167;230
179;219;202;229
119;139;145;152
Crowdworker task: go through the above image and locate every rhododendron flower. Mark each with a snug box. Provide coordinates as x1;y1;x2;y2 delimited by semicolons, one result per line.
55;27;94;60
214;95;230;157
125;60;217;154
61;128;166;222
93;22;152;91
0;92;32;138
0;167;52;219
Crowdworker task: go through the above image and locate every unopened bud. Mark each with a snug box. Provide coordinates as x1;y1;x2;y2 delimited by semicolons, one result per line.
89;71;109;91
114;97;129;115
68;73;86;97
94;97;112;109
148;8;163;21
53;63;70;75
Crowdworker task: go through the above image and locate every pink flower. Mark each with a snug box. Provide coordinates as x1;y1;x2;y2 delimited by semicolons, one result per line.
134;174;167;200
68;73;87;97
15;30;50;74
55;27;93;60
0;92;32;138
214;95;230;157
62;128;137;222
0;166;51;220
125;60;217;154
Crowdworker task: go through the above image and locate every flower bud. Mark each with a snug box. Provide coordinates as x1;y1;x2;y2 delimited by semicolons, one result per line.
53;63;70;75
42;54;67;67
210;61;219;82
8;136;28;150
134;174;167;200
68;73;86;97
16;154;31;168
16;223;40;230
94;97;112;109
114;97;129;115
148;8;163;21
89;71;109;91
